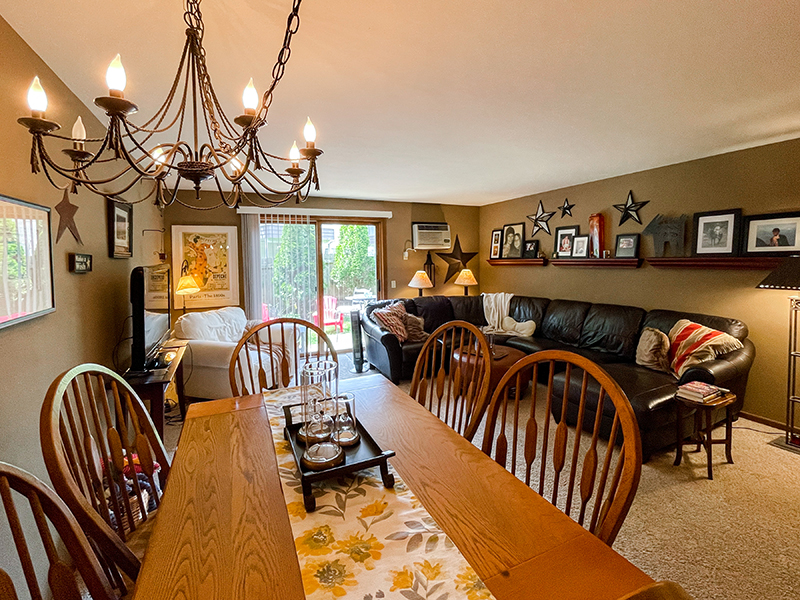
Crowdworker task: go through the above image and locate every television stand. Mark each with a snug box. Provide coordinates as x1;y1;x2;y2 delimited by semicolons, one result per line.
124;339;187;439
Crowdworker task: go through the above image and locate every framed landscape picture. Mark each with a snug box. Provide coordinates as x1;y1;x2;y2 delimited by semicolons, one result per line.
554;225;579;258
171;225;240;308
571;235;590;258
107;198;133;258
615;233;640;258
0;195;55;330
692;209;741;257
742;211;800;256
501;223;524;258
523;239;540;259
490;229;502;259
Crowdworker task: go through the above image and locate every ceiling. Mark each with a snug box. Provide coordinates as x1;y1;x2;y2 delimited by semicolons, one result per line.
3;1;800;206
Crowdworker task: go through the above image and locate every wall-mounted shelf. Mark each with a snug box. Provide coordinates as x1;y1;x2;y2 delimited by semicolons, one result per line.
486;258;548;266
646;257;783;270
550;258;642;268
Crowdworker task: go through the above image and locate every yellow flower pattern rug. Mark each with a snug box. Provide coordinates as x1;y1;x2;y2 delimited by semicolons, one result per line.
264;388;496;600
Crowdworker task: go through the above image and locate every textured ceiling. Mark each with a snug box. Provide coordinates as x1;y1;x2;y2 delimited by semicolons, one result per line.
3;1;800;205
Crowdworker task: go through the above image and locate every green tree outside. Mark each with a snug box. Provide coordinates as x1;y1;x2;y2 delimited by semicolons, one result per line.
329;225;376;295
271;223;316;318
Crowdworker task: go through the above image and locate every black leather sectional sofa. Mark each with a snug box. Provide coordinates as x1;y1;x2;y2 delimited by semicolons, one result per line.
361;295;755;460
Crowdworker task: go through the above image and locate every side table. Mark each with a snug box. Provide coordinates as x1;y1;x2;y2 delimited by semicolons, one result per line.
673;392;736;480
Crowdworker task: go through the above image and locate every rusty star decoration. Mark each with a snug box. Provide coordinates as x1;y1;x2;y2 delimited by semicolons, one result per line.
613;190;649;226
55;189;83;244
527;200;557;236
559;198;575;218
436;235;478;284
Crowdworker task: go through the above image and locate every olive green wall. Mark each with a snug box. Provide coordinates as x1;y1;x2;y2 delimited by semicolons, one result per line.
479;138;800;424
0;14;164;589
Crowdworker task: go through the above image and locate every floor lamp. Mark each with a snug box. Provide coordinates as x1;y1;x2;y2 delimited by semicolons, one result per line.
756;255;800;447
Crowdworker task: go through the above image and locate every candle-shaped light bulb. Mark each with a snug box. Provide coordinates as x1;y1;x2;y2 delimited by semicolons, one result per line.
289;141;300;167
106;54;126;96
303;117;316;147
230;157;243;176
27;76;48;116
152;147;167;166
72;116;86;150
242;78;258;114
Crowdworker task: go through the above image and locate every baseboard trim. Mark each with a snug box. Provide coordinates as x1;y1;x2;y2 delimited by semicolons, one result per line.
739;411;785;431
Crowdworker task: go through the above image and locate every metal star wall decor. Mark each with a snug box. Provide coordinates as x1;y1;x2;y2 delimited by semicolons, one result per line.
55;189;83;244
559;198;575;218
613;190;649;226
527;200;557;236
436;235;477;284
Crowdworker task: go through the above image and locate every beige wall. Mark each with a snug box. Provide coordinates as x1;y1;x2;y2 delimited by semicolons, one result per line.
480;138;800;423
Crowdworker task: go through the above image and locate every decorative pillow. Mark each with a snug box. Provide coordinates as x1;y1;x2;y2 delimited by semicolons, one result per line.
371;302;408;342
404;313;429;343
635;327;672;374
502;316;536;337
668;319;744;377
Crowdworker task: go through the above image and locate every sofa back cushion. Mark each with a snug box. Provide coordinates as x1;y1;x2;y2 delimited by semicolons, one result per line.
449;296;487;326
642;309;748;341
509;296;550;332
407;296;455;333
540;300;591;346
174;306;247;343
579;303;646;359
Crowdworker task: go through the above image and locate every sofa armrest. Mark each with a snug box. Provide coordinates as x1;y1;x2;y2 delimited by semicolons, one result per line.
678;338;756;385
361;313;404;383
184;339;238;369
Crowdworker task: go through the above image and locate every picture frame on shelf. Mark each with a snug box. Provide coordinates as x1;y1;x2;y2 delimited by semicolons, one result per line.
588;213;605;258
692;209;742;257
107;198;133;258
523;239;540;259
0;195;55;330
615;233;640;258
171;225;240;308
490;229;503;259
554;225;579;258
571;235;590;258
500;222;524;258
742;211;800;256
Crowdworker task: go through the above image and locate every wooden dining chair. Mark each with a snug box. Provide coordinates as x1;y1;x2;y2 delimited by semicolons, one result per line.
229;317;338;396
618;581;695;600
481;350;642;546
409;320;492;442
0;461;120;600
40;363;171;583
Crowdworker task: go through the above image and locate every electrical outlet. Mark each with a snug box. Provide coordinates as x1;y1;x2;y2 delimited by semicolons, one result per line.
391;280;396;288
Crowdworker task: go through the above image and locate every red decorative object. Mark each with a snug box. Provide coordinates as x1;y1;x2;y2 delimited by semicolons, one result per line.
589;213;604;258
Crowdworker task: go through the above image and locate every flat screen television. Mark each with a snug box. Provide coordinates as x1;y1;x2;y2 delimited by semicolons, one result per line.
130;264;172;372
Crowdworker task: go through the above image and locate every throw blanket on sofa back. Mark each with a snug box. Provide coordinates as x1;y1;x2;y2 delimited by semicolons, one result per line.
482;292;536;336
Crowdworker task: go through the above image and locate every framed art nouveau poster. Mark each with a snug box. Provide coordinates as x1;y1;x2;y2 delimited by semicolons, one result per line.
171;225;240;308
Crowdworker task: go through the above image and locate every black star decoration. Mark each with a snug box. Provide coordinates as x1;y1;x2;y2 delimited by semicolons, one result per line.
436;235;478;284
613;190;649;226
559;198;575;218
526;200;557;236
55;189;83;245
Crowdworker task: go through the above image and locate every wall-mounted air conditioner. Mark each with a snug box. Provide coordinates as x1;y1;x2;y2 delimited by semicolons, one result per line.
412;222;451;250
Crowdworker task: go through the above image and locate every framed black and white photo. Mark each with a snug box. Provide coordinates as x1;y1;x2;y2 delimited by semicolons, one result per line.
692;209;741;257
615;233;640;258
742;211;800;256
571;235;589;258
500;222;524;258
490;229;503;259
523;239;540;259
554;225;579;258
107;198;133;258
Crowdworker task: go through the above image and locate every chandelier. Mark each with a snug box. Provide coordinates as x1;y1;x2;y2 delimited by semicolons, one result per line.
17;0;321;210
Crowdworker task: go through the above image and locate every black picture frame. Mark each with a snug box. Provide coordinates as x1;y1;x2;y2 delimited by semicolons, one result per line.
523;239;540;259
500;222;525;258
741;210;800;257
571;235;590;258
490;228;503;259
554;225;579;258
107;198;133;258
615;233;640;258
691;209;742;257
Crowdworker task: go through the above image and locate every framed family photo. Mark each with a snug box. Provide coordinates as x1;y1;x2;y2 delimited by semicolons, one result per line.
615;233;640;258
742;211;800;256
554;225;579;258
501;223;524;258
171;225;240;308
571;235;590;258
107;198;133;258
490;229;503;259
523;239;540;259
692;209;741;257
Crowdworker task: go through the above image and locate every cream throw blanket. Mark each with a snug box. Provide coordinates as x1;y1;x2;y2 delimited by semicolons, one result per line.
481;292;537;336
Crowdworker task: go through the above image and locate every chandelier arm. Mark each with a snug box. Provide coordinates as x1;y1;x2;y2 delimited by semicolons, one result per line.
132;36;192;132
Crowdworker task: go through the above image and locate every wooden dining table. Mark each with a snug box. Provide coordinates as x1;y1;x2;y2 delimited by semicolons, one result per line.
132;374;653;600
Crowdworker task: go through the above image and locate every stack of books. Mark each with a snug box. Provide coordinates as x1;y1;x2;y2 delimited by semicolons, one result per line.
676;381;728;403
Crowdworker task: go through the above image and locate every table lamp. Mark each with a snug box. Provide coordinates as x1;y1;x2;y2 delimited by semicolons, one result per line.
408;270;433;297
176;259;201;313
756;255;800;447
454;268;478;296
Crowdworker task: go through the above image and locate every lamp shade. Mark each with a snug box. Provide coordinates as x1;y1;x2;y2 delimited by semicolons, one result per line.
454;269;478;287
756;256;800;290
175;274;201;295
408;270;433;289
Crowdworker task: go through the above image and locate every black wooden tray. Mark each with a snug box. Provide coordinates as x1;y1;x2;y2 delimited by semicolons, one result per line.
283;404;395;511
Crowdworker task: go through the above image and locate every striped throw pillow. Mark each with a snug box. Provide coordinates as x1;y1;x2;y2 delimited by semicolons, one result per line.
371;302;408;342
668;319;743;377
